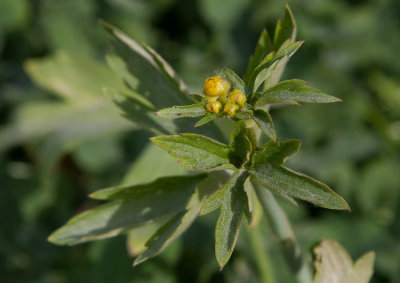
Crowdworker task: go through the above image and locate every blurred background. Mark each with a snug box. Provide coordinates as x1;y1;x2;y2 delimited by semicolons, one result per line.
0;0;399;282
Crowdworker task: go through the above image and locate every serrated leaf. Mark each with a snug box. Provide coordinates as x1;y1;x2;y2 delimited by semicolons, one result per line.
224;68;246;94
215;172;249;269
253;139;301;166
313;240;375;283
252;109;277;141
194;113;217;127
156;103;207;119
248;41;303;94
151;134;232;171
49;175;206;245
254;79;341;107
273;4;297;51
244;29;273;84
229;121;252;167
250;164;349;210
101;21;192;109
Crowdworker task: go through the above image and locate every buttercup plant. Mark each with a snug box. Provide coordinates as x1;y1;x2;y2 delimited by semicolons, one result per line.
48;5;375;282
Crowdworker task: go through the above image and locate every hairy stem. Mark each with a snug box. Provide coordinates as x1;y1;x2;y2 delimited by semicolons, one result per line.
248;225;275;283
253;180;313;283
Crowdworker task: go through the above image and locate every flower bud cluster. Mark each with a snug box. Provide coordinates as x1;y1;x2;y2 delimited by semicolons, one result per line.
203;76;246;116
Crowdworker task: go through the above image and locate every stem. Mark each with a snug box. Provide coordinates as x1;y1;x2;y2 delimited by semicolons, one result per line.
248;225;275;283
253;180;313;283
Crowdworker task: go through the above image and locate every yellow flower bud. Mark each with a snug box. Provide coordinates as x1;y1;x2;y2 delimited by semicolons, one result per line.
224;102;239;116
228;89;247;108
206;100;222;114
204;76;231;97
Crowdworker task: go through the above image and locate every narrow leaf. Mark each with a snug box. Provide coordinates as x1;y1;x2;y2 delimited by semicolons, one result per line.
273;4;297;51
194;113;217;127
254;79;341;107
250;165;349;210
252;109;277;141
151;134;232;171
156;103;207;119
215;172;248;269
229;121;252;167
224;68;246;94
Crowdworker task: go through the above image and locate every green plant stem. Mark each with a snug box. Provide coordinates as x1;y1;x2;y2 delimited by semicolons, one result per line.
248;225;275;283
253;180;313;283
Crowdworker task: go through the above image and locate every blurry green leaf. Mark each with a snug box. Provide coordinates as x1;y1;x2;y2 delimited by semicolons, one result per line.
273;4;296;51
102;21;192;109
229;121;252;167
244;29;273;83
224;68;246;94
254;80;341;106
123;143;186;185
194;113;217;127
104;88;176;135
313;240;375;283
252;109;277;141
49;174;206;245
151;134;233;171
156;103;207;119
215;172;249;269
0;0;29;31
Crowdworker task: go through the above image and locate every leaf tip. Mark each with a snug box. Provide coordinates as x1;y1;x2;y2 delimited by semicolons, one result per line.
154;112;159;116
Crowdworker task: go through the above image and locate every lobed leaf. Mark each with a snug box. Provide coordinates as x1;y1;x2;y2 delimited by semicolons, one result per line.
252;109;277;141
254;79;341;107
151;134;233;171
155;103;207;119
313;240;375;283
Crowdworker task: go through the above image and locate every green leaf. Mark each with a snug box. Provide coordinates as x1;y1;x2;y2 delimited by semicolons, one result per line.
215;171;249;269
229;121;252;167
252;109;277;141
156;103;207;119
101;21;192;109
248;41;303;94
224;68;246;94
250;164;350;210
313;240;375;283
254;79;341;107
244;29;273;84
273;4;297;51
49;174;206;245
134;171;230;265
104;88;177;135
253;139;301;166
194;113;217;127
151;134;233;171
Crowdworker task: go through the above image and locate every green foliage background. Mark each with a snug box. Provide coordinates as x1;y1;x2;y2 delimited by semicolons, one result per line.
0;0;399;282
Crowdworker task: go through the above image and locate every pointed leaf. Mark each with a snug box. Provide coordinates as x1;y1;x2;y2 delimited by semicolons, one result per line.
155;103;207;119
254;79;341;107
244;29;273;84
215;172;248;268
250;165;349;210
49;175;205;245
313;240;375;283
151;134;232;171
194;113;217;127
252;109;277;141
224;68;246;94
273;4;297;51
